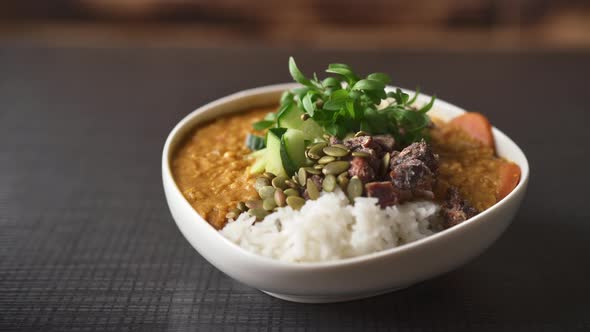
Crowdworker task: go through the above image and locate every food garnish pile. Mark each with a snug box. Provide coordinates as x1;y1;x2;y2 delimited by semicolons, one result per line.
222;57;520;229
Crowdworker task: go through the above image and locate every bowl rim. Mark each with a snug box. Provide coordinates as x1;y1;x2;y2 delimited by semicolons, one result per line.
162;83;530;269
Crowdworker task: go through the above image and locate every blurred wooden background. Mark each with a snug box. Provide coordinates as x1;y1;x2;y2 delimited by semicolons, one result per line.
0;0;588;49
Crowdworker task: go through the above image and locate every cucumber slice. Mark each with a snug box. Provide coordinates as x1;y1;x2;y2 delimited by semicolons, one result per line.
277;104;323;139
264;128;307;177
249;156;266;174
265;128;287;177
277;103;304;129
247;148;267;160
301;119;324;141
280;137;298;176
281;129;307;175
248;147;267;174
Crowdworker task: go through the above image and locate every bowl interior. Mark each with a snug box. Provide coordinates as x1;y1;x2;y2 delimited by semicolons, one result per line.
162;83;529;268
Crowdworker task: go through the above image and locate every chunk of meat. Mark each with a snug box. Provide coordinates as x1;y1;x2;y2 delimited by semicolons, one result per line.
372;134;396;152
389;159;435;199
343;135;382;154
441;187;478;228
450;112;495;151
352;147;381;171
348;156;376;183
386;141;438;199
496;162;521;201
365;182;400;208
329;136;342;145
391;140;439;172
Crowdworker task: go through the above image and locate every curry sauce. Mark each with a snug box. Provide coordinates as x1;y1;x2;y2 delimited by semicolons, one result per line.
430;118;508;212
172;108;518;228
171;107;272;229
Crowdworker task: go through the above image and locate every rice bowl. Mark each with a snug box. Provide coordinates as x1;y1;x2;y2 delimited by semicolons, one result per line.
162;60;529;303
162;84;528;302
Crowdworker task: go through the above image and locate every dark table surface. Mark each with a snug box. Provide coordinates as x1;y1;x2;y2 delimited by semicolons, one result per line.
1;46;589;331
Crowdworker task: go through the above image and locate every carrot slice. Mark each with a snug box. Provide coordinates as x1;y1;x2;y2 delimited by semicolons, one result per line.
450;112;495;151
496;162;521;200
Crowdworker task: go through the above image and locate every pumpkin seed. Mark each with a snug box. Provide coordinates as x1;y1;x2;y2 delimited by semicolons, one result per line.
307;142;327;159
254;177;270;191
313;164;324;170
381;152;391;177
337;172;349;190
322;174;336;192
271;175;288;189
291;175;299;185
286;196;306;210
308;141;327;150
306;178;320;200
262;198;277;211
248;207;269;220
347;176;363;202
262;172;276;180
331;143;349;150
323;146;349;157
285;179;299;189
304;167;321;175
236;201;248;212
297;168;307;187
258;185;276;200
354;130;368;137
352;151;370;158
274;188;286;207
318;156;336;164
245;200;262;209
337;171;349;181
322;161;350;175
284;188;300;197
225;208;241;220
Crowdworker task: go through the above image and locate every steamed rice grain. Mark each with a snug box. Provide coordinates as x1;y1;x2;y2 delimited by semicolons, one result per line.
220;190;440;263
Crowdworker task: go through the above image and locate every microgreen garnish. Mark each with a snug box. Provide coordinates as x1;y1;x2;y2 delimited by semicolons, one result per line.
252;112;278;131
252;57;436;146
252;120;274;131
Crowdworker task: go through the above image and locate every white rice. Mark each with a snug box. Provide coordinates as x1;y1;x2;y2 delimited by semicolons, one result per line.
220;189;441;263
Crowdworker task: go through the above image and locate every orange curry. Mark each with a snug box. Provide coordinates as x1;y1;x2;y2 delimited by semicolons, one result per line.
172;107;520;229
171;107;271;229
430;117;519;212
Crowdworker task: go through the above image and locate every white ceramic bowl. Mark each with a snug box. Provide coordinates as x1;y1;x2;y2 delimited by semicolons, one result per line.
162;83;529;303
